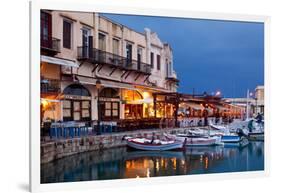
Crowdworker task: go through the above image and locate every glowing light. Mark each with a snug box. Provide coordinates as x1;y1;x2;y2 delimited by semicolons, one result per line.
142;91;150;99
146;168;150;178
41;99;49;108
215;91;221;96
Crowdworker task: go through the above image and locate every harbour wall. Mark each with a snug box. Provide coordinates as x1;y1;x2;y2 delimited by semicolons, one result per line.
41;127;206;164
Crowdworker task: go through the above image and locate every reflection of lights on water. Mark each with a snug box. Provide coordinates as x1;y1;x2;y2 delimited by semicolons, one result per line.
181;160;185;165
146;168;150;178
204;157;209;169
200;155;203;162
161;158;164;168
156;160;160;172
126;161;131;169
171;158;177;170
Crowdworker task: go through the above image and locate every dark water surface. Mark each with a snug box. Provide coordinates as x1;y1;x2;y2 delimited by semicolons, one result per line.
41;141;264;183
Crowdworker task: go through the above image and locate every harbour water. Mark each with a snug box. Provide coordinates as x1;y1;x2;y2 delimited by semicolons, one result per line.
41;141;264;183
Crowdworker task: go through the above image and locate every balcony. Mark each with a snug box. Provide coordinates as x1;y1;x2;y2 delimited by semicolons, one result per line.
41;78;61;94
77;47;151;75
41;35;61;56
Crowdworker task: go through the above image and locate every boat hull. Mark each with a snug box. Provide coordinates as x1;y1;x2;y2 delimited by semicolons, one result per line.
248;132;264;141
221;135;241;143
171;135;219;146
126;139;183;151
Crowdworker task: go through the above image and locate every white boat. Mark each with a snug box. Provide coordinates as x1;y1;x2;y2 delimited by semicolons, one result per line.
126;137;184;151
189;127;241;143
165;133;221;146
209;122;227;131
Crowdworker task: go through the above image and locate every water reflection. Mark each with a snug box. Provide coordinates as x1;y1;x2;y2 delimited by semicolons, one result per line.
41;142;264;183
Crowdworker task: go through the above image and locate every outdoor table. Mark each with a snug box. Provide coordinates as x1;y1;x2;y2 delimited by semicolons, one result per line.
50;121;87;139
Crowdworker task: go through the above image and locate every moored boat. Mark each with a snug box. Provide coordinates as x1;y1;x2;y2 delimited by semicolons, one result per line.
220;135;241;143
209;122;227;131
248;132;264;141
165;133;220;146
188;127;241;143
126;137;184;151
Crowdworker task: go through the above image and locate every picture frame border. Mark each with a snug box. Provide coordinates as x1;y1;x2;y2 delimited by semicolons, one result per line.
29;0;270;192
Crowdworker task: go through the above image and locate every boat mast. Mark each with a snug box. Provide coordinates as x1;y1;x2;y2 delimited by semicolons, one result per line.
246;89;249;120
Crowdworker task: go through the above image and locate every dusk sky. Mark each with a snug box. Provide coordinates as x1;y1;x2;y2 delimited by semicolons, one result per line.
102;13;264;98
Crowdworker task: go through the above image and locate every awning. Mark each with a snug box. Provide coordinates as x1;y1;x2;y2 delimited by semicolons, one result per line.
184;102;204;111
125;98;154;104
76;76;137;90
216;105;229;111
41;55;79;68
40;98;61;103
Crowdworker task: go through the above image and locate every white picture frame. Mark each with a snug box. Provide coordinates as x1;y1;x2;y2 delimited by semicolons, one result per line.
29;0;270;192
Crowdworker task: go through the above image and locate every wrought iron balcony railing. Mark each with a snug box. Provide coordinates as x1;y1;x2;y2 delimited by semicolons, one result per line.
41;35;61;54
41;78;61;94
77;47;151;74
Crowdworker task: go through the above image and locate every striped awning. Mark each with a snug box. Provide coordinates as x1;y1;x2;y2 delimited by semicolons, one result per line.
76;76;137;90
41;55;79;67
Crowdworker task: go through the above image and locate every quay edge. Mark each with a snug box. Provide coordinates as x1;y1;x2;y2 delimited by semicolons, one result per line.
41;126;207;164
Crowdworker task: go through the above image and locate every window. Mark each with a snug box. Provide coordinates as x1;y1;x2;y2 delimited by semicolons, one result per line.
98;88;120;120
157;54;161;70
166;59;172;77
126;43;132;66
112;38;119;55
63;84;91;96
100;102;119;120
150;52;154;68
99;33;106;51
137;47;142;70
81;28;91;58
62;84;91;121
99;88;119;98
63;20;72;49
41;11;52;48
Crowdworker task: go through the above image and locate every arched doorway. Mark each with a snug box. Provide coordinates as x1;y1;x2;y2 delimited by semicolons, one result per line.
122;90;143;119
62;84;91;121
98;88;120;120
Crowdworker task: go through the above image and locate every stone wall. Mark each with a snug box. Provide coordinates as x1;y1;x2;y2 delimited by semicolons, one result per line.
41;127;205;164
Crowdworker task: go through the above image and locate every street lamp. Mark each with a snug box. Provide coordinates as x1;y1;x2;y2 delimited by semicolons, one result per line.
96;79;102;135
215;91;221;96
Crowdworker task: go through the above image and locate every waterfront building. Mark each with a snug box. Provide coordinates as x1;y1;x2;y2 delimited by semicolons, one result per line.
255;85;264;114
40;10;243;133
40;10;178;125
223;85;264;119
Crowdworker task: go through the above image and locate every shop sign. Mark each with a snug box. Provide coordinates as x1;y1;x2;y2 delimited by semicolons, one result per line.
99;97;120;102
63;94;91;100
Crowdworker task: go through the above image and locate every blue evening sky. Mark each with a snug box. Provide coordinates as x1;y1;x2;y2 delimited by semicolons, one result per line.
102;13;264;98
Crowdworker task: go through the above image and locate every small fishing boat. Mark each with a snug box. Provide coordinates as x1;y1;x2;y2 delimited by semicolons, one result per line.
220;135;241;143
209;122;227;131
223;136;249;148
248;132;264;141
188;127;241;143
165;133;221;146
126;137;184;151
